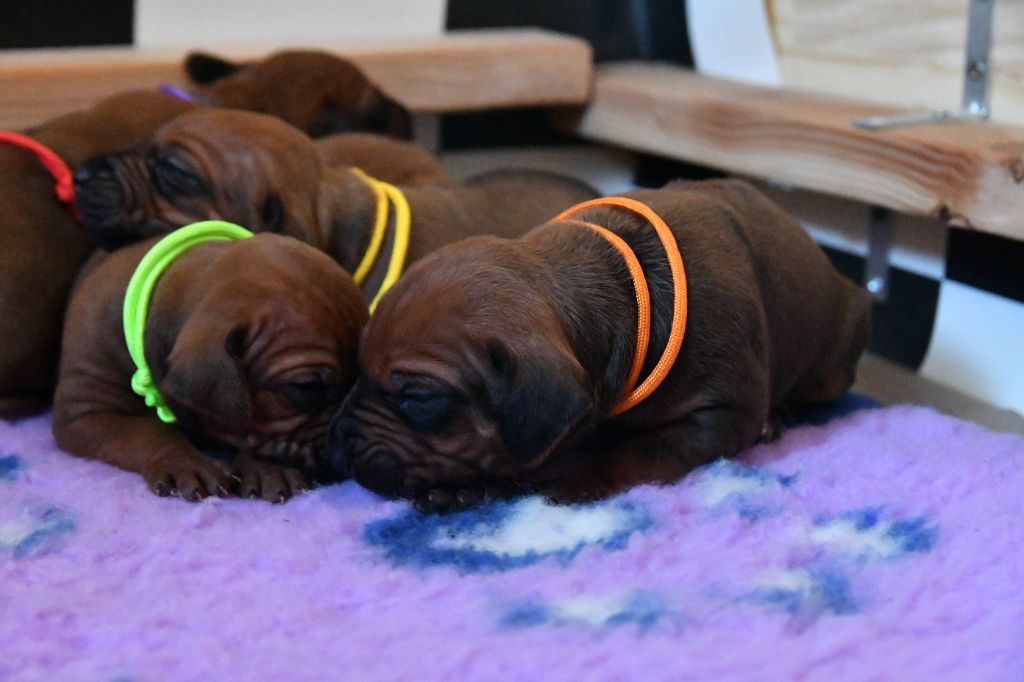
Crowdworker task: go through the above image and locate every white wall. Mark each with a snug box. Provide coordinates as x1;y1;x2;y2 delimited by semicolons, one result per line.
134;0;445;47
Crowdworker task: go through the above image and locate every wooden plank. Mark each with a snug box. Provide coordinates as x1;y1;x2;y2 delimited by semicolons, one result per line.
0;28;592;129
769;0;1024;126
564;61;1024;241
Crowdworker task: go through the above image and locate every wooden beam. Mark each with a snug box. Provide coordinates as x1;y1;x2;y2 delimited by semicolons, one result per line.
564;61;1024;241
0;28;592;130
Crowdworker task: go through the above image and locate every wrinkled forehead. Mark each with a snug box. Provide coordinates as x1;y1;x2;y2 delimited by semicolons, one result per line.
225;240;362;313
156;111;314;159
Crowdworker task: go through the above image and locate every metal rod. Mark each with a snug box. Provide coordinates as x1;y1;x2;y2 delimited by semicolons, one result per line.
962;0;995;116
865;207;894;302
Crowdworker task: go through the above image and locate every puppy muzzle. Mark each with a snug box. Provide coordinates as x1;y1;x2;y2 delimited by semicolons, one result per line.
326;411;408;496
74;153;165;251
74;156;131;248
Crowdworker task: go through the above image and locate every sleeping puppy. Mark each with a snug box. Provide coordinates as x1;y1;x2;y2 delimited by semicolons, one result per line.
52;233;367;501
0;91;196;418
314;132;452;187
327;179;871;510
73;108;598;278
184;49;410;138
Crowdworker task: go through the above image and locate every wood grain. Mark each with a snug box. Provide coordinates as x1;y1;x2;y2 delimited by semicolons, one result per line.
0;28;592;129
769;0;1024;126
564;61;1024;240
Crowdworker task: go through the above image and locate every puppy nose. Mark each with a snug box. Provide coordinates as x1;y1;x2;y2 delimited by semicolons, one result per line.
72;165;93;185
73;157;112;188
353;450;405;497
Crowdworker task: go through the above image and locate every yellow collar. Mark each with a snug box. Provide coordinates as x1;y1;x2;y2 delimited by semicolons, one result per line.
349;168;411;313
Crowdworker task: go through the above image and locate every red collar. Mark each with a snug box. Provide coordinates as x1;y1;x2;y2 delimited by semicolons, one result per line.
0;131;78;219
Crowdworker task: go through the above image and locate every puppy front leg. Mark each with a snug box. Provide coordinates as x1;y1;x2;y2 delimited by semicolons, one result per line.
52;411;234;500
543;404;767;503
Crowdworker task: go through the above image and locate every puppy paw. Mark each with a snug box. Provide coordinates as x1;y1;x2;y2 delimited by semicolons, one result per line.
413;488;485;514
146;454;234;501
234;455;311;503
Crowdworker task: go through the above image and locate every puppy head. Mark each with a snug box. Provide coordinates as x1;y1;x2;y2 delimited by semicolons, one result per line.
184;50;411;138
158;234;368;473
328;237;592;498
74;108;332;251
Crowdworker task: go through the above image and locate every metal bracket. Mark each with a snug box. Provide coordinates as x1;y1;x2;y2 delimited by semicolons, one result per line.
864;207;894;302
854;0;995;130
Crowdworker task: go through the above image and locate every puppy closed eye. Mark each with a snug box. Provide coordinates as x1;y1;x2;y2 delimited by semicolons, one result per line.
150;150;208;196
277;378;336;413
393;393;454;431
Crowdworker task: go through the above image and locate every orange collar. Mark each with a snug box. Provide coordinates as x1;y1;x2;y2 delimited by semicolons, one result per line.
554;196;688;416
0;131;79;219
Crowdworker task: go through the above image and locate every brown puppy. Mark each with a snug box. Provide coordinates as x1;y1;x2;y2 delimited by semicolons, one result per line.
328;179;871;509
72;108;598;280
315;132;452;187
0;91;196;418
184;50;410;138
52;233;368;501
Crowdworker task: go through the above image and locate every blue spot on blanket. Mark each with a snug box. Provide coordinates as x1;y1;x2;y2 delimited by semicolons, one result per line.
810;507;938;560
363;496;652;574
695;460;797;520
1;504;76;559
0;454;23;481
501;591;670;631
751;566;858;625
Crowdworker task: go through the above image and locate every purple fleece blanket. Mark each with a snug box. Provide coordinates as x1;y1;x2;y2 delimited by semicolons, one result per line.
1;403;1022;681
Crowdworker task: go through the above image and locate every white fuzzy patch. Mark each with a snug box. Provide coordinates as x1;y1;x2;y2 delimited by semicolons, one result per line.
808;519;903;560
0;513;37;546
433;497;634;557
549;593;640;625
755;568;815;594
701;474;767;506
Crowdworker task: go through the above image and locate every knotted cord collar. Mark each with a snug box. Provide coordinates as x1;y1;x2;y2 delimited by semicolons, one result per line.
123;220;253;423
0;131;78;219
349;168;411;313
554;197;688;416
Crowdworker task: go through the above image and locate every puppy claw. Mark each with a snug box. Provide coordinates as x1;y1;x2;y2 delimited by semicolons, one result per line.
758;413;784;443
455;489;482;508
414;488;485;514
154;480;171;497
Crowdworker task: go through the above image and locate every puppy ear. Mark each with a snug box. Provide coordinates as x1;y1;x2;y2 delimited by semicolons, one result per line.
311;169;365;255
162;320;252;426
487;341;591;465
356;89;412;139
308;97;353;137
184;52;241;84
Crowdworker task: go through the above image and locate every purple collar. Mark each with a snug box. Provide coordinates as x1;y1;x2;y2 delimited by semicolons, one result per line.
158;84;199;104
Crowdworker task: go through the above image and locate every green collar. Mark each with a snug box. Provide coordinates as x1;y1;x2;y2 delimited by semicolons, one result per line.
123;220;254;423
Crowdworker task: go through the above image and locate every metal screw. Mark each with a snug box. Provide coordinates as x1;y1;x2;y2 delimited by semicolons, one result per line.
967;59;988;80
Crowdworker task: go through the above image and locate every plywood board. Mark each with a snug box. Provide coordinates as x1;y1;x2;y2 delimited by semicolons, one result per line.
565;61;1024;240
